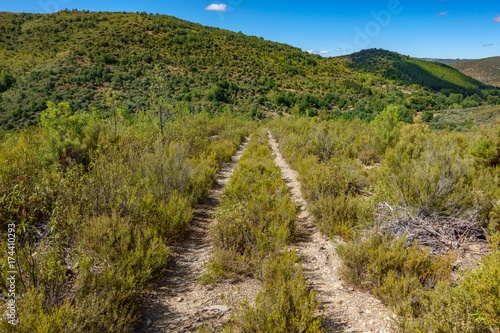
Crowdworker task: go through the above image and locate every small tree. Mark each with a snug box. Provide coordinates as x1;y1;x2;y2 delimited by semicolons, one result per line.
148;70;175;136
487;95;500;106
421;110;434;123
372;105;401;153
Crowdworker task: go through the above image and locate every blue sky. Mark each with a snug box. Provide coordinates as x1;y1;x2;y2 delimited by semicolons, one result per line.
2;0;500;59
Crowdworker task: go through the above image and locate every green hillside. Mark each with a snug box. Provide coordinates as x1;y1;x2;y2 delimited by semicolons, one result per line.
451;57;500;87
348;49;484;93
0;11;498;129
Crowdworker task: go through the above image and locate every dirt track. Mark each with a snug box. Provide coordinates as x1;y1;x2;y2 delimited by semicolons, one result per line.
135;137;260;333
136;132;396;333
267;130;396;333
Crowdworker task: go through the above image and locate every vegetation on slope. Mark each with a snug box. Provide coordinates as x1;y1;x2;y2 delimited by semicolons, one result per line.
431;105;500;131
1;11;499;129
451;56;500;87
348;49;485;93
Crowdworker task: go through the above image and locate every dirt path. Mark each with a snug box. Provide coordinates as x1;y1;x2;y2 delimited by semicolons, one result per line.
267;130;396;333
135;137;260;333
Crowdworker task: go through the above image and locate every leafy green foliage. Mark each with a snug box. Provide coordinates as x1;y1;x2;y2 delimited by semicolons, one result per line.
421;110;434;123
372;105;401;153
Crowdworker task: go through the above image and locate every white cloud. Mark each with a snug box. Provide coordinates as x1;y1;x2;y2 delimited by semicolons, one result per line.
483;43;494;47
307;50;330;55
205;3;228;12
494;14;500;23
434;12;448;16
336;48;343;52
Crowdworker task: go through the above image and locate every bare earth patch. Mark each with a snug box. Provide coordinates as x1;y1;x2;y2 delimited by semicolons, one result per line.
135;137;261;333
267;130;396;333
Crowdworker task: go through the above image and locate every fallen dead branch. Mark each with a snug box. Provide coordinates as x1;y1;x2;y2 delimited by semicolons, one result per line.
375;204;487;255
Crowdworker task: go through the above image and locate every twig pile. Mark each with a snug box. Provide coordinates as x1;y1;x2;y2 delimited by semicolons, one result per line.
376;202;487;254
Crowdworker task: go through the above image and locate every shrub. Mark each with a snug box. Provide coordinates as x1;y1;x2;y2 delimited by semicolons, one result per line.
471;122;500;167
380;124;474;217
336;233;452;310
400;250;500;332
372;105;401;153
421;110;434;123
224;252;324;333
0;109;251;331
268;118;374;239
299;156;371;239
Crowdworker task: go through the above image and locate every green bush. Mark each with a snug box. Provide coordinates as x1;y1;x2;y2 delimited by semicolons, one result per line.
80;212;171;288
299;157;372;239
0;109;251;331
336;233;452;310
372;105;401;154
224;252;323;333
400;250;500;332
421;110;434;123
471;122;500;167
379;124;474;217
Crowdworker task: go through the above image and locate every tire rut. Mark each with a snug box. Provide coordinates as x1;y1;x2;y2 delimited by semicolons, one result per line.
267;130;396;333
135;136;259;333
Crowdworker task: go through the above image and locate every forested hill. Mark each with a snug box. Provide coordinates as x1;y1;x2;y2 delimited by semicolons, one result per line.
347;49;484;93
0;10;498;129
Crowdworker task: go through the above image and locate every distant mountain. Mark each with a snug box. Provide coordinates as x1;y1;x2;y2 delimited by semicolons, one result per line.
419;58;473;65
449;57;500;87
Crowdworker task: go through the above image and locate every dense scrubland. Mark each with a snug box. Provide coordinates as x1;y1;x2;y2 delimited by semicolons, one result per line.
1;102;499;332
202;129;322;332
0;103;251;331
269;111;500;332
